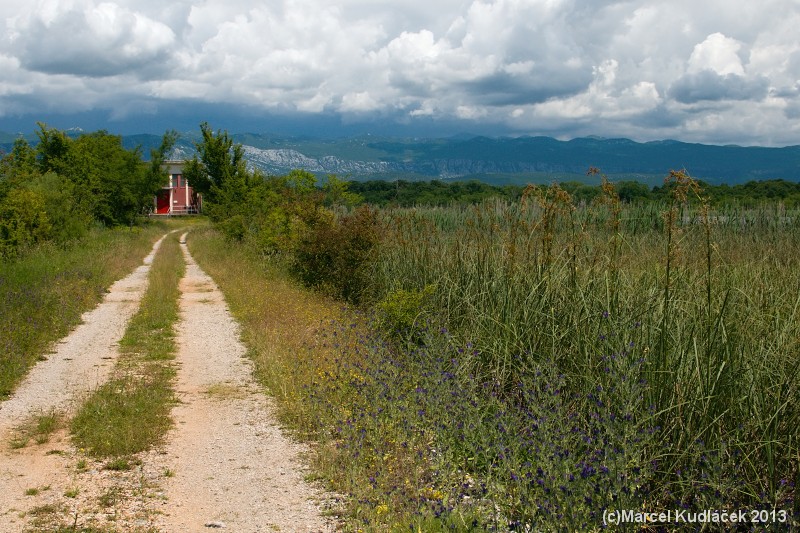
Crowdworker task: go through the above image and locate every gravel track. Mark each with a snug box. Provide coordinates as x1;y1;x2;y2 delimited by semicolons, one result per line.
0;231;335;532
0;233;169;531
0;234;168;437
152;234;334;532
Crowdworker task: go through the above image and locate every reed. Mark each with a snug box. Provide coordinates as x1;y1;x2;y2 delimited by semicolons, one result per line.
363;186;799;526
192;182;799;529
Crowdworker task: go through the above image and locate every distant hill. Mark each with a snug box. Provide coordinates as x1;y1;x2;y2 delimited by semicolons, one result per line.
3;131;799;186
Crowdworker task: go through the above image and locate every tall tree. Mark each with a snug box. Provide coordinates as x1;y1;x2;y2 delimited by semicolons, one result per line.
183;122;247;204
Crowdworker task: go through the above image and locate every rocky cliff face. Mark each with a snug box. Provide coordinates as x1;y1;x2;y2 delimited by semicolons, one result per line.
241;146;584;178
242;146;397;175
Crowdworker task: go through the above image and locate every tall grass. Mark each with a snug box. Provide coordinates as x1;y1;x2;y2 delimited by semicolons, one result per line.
0;222;170;398
189;186;799;529
367;189;799;524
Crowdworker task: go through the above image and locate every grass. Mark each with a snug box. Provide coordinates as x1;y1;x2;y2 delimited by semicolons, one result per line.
103;457;136;471
70;230;185;457
193;184;799;530
204;382;248;400
9;409;63;448
0;222;171;398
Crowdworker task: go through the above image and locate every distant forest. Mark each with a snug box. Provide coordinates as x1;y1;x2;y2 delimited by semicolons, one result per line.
348;177;800;207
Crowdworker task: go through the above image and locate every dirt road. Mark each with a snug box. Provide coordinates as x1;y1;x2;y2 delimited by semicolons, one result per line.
0;232;334;532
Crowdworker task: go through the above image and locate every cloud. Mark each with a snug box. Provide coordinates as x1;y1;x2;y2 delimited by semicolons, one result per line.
10;0;176;78
1;0;800;145
687;32;745;76
670;70;770;103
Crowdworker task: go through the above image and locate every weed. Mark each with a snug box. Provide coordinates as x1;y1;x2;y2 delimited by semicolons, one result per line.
9;409;62;448
104;457;132;471
204;382;247;400
28;503;60;516
98;488;119;507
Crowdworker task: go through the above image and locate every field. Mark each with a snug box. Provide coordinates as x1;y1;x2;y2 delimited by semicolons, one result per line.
189;175;799;530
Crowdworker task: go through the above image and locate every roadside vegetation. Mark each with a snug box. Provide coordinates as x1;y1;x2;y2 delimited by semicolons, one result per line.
0;123;180;396
186;124;799;530
0;224;169;398
71;230;185;458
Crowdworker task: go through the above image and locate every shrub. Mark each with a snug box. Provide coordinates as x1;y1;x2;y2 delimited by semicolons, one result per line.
376;285;434;340
293;205;382;304
0;188;52;259
217;213;247;242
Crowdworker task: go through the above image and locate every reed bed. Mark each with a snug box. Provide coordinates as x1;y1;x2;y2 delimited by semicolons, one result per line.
193;181;799;530
352;186;800;528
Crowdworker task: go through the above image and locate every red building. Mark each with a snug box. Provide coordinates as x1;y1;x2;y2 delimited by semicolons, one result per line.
154;161;202;215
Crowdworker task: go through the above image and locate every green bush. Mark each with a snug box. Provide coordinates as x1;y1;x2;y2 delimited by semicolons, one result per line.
0;188;52;259
217;213;247;242
28;171;91;244
293;205;382;304
376;285;434;339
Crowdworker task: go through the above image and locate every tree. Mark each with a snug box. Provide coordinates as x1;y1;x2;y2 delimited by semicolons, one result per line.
35;123;72;176
322;174;363;208
32;124;175;225
183;122;247;205
0;138;37;183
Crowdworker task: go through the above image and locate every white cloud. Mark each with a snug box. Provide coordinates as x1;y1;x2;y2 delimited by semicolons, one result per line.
8;0;176;78
341;91;381;113
1;0;799;144
688;33;745;76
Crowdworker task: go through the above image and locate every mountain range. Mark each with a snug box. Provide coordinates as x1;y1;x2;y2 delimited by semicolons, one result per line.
4;130;800;186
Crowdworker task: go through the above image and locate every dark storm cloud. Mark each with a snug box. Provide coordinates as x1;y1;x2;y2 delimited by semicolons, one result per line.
460;68;593;106
669;70;770;104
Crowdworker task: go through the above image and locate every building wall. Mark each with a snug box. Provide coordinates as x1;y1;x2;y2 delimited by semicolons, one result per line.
155;161;202;215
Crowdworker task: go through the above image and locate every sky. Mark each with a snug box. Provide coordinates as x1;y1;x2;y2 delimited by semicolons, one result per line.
2;0;800;145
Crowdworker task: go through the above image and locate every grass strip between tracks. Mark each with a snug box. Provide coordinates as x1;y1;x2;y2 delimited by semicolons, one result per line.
71;230;184;458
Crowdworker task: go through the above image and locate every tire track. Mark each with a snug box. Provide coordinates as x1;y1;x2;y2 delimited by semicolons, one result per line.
151;233;334;532
0;233;170;531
